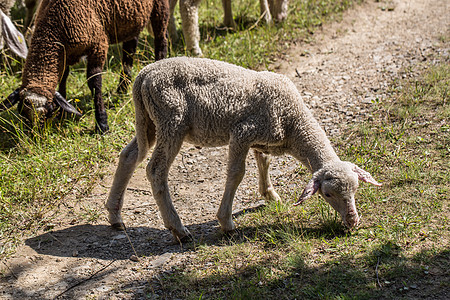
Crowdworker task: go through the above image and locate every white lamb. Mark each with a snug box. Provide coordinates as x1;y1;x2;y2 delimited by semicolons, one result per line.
106;57;381;241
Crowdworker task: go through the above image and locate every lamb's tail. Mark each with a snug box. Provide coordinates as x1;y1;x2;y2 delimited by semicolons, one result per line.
132;74;156;162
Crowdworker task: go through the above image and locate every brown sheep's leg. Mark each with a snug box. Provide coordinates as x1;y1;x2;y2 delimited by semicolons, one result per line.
151;0;169;60
254;149;281;201
87;48;108;133
58;67;69;99
217;140;249;233
147;136;191;241
222;0;236;29
117;37;138;94
24;0;38;31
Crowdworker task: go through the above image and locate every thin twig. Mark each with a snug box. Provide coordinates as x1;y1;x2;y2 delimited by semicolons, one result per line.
47;232;64;245
122;225;139;259
375;256;382;288
181;153;190;179
247;11;268;31
54;259;116;299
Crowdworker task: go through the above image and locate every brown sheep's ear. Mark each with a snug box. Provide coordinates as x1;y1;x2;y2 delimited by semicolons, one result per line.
293;177;321;206
1;10;28;59
54;92;82;116
352;164;382;186
0;88;21;111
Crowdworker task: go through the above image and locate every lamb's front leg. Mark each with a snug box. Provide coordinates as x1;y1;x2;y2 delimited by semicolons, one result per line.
254;150;281;201
217;142;249;232
147;139;191;241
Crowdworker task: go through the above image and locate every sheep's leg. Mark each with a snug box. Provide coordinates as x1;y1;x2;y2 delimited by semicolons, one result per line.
151;0;170;60
268;0;289;23
58;67;69;99
147;137;191;240
222;0;236;29
117;37;138;94
217;142;249;232
106;106;156;229
87;47;108;133
106;137;151;229
179;0;203;56
168;0;179;42
254;150;281;201
259;0;273;24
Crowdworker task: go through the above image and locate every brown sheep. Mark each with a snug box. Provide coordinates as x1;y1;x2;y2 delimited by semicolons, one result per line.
0;0;170;133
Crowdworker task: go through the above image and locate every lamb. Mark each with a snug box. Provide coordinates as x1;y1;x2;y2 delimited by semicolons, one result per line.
106;57;382;241
168;0;289;56
0;0;169;133
0;0;28;58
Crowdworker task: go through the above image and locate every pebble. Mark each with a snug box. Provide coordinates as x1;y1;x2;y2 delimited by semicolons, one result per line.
130;255;139;262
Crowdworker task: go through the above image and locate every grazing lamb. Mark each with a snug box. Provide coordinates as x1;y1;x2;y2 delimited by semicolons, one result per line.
169;0;289;56
106;57;382;241
0;0;28;58
0;0;169;133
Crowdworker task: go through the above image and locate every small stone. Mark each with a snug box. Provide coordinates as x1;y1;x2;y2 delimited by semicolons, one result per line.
130;255;139;262
72;250;78;257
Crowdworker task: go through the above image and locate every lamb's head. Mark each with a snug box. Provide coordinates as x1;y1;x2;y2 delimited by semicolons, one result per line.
0;88;81;125
294;161;381;229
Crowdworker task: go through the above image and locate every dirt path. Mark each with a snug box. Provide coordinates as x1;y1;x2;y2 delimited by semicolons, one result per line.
1;0;448;299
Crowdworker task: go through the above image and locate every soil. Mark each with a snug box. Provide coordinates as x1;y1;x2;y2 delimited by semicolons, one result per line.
1;0;448;299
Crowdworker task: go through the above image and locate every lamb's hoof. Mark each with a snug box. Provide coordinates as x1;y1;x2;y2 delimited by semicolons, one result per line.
111;222;126;231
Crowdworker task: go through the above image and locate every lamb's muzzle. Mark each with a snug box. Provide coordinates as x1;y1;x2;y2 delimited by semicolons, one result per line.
106;57;382;241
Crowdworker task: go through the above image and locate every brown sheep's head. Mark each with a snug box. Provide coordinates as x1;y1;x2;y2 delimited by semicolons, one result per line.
0;88;81;126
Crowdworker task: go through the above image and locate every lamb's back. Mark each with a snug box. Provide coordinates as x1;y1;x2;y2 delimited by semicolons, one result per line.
136;57;304;147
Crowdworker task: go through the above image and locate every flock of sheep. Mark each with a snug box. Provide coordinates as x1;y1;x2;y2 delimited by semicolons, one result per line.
1;0;381;241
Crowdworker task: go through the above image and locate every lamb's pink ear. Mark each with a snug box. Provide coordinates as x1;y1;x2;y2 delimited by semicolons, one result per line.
1;10;28;59
352;165;382;186
54;92;82;116
293;177;321;206
0;88;21;111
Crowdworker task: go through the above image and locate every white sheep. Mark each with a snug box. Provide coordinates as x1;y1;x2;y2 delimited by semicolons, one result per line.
168;0;289;56
106;57;381;241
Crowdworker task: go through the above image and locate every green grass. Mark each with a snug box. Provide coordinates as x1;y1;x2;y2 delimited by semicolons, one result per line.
1;0;448;298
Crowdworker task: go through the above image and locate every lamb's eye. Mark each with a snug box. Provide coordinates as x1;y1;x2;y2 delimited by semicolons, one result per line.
324;193;331;198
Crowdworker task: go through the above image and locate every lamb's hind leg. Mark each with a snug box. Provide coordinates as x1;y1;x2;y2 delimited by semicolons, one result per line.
147;137;191;241
106;119;156;229
217;141;250;233
254;150;281;201
106;138;148;229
